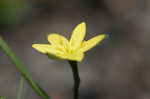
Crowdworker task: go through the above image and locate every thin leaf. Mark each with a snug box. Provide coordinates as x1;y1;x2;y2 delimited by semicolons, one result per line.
0;36;49;99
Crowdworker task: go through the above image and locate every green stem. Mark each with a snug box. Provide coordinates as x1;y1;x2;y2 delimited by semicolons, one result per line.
0;36;49;99
17;76;24;99
68;61;80;99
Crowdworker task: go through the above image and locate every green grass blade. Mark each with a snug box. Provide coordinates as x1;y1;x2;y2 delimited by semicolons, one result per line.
0;36;49;99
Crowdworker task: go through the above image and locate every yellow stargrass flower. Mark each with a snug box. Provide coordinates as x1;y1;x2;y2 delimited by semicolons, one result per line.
32;22;106;62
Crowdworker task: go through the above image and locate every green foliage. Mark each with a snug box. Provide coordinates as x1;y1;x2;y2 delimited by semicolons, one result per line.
0;36;50;99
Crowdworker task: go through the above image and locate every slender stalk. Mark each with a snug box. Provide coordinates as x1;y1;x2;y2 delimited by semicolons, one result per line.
17;77;24;99
0;36;49;99
68;61;80;99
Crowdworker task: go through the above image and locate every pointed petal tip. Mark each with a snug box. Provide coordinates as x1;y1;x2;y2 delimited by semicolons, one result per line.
80;22;86;26
98;34;107;39
32;44;36;48
32;44;40;48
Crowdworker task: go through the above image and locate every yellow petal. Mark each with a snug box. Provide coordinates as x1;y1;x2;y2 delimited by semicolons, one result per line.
70;22;86;50
48;33;69;49
80;34;106;52
32;44;64;57
67;52;84;62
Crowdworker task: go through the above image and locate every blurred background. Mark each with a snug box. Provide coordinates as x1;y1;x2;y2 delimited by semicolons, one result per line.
0;0;149;99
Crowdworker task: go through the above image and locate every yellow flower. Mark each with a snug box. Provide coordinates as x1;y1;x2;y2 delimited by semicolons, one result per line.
32;22;106;62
